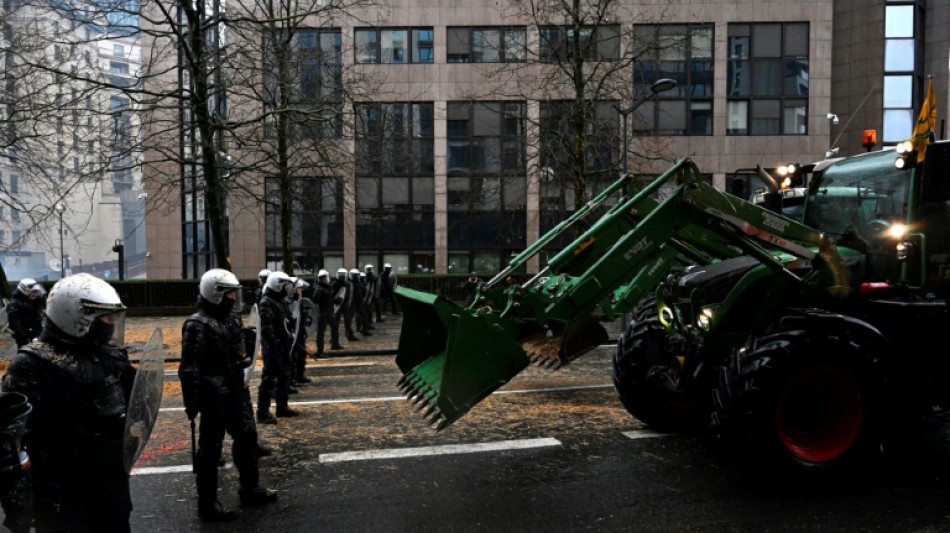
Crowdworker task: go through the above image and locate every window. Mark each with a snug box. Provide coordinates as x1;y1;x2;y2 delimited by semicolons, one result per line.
354;102;434;263
10;175;17;194
355;28;434;64
726;22;809;135
883;2;922;143
263;29;343;139
264;177;344;259
446;101;526;254
539;25;619;63
633;24;713;136
10;208;18;221
110;61;129;74
114;44;124;57
538;101;618;248
447;27;526;63
11;231;19;245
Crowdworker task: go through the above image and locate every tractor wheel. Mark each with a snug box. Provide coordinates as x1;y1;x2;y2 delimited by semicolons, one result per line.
713;328;883;472
611;297;701;431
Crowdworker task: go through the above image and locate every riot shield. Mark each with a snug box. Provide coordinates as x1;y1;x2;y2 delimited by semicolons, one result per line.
289;298;303;359
0;302;8;334
123;328;165;473
243;304;262;388
300;297;316;338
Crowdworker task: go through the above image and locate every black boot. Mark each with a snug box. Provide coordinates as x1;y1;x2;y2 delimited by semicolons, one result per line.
276;406;300;418
239;486;278;507
256;442;272;457
257;410;277;424
198;500;237;522
296;375;313;384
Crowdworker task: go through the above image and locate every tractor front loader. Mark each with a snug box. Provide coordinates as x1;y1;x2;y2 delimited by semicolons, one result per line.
395;158;845;431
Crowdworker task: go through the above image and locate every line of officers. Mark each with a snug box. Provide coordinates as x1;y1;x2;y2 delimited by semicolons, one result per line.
0;264;402;531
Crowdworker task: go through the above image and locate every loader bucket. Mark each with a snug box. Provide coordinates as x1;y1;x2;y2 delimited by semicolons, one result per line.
394;287;530;430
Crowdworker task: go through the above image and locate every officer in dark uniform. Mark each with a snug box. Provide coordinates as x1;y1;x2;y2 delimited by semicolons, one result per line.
253;269;270;306
313;270;340;355
364;264;383;323
380;263;400;315
257;271;298;423
6;279;45;349
350;269;372;337
289;278;313;385
331;268;357;342
1;273;134;532
179;269;278;522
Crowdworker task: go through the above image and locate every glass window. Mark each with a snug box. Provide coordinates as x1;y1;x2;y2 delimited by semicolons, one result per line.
883;75;913;108
726;22;809;135
447;27;526;63
412;29;434;63
356;28;433;64
634;24;714;136
884;109;913;143
885;5;914;38
884;39;915;71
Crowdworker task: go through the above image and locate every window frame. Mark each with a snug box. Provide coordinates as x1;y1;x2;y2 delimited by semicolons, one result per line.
354;27;435;64
446;26;527;63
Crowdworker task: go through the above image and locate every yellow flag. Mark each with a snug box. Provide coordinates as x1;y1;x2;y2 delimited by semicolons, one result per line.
911;78;936;163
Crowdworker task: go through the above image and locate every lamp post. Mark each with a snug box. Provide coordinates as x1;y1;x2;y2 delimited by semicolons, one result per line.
618;78;678;175
55;203;65;279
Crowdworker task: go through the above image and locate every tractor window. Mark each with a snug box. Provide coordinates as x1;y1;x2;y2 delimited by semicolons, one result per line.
805;151;908;247
805;151;907;282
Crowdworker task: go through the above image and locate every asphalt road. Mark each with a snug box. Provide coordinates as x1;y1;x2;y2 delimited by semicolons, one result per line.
4;316;950;532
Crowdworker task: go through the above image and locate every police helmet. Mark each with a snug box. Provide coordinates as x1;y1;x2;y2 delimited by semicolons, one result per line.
199;269;241;305
364;264;374;272
337;268;348;280
383;263;392;270
317;269;330;280
264;271;293;293
15;279;37;296
46;273;125;338
258;269;271;284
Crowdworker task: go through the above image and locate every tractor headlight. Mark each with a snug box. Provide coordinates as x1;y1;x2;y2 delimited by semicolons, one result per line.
896;241;912;262
888;223;907;239
697;307;715;330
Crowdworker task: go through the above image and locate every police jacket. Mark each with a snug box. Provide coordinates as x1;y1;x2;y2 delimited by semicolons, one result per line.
330;278;352;316
313;282;334;318
6;293;43;347
1;320;134;482
259;289;292;360
179;297;250;409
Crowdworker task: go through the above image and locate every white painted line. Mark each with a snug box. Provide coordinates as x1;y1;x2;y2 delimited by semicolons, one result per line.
622;429;670;440
319;437;562;464
131;464;193;476
162;361;378;376
159;383;614;413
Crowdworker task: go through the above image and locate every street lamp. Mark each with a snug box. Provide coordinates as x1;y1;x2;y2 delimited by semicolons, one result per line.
55;203;65;279
618;78;678;174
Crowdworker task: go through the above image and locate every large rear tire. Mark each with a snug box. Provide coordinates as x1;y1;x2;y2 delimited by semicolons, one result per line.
714;328;884;472
611;297;702;431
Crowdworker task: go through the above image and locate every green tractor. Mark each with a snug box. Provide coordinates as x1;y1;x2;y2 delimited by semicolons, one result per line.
395;140;950;471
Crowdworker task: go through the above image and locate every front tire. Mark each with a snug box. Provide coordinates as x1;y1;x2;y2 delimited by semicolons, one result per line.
611;297;701;431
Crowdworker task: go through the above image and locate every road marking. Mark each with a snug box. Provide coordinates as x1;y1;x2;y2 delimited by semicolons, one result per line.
319;438;562;464
132;464;193;475
158;383;614;413
162;361;377;377
622;429;671;440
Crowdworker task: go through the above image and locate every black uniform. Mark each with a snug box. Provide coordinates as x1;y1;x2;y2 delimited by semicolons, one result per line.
365;269;383;322
313;278;339;355
380;266;400;315
257;289;295;420
351;274;371;336
179;297;266;516
6;292;43;349
331;275;356;341
1;319;135;532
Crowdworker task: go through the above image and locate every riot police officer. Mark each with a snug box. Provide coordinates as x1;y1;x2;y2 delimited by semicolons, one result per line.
380;263;400;315
351;269;372;336
331;268;357;342
179;269;278;522
257;271;298;423
289;278;313;385
254;269;271;305
364;264;383;323
6;278;45;348
1;273;134;531
313;270;340;355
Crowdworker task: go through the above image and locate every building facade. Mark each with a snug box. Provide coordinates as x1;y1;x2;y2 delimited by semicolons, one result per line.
144;0;948;281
